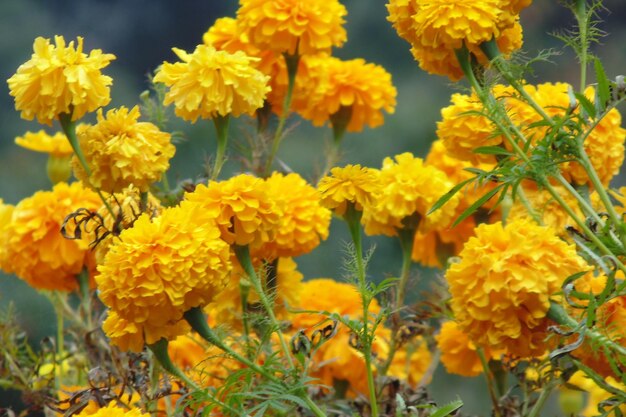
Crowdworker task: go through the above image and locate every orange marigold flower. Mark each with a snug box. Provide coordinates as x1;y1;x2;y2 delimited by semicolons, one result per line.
446;218;590;358
0;182;100;292
72;106;175;193
255;172;331;260
97;202;231;350
317;164;381;216
153;45;270;122
7;36;115;125
362;153;460;236
74;402;148;417
436;321;501;377
297;55;397;132
184;174;282;250
437;92;502;165
15;130;72;157
387;0;529;80
236;0;348;55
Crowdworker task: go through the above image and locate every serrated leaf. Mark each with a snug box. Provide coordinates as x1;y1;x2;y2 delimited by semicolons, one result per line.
427;178;474;215
452;184;504;227
594;58;610;112
574;92;597;119
473;146;513;156
429;400;463;417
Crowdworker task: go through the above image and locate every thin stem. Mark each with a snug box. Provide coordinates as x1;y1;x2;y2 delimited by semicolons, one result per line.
211;114;230;180
183;307;281;383
76;268;93;330
516;186;543;225
526;382;554;417
302;394;327;417
58;112;91;177
52;292;65;390
264;52;300;176
477;348;503;417
344;205;379;417
239;280;253;359
233;245;295;369
147;338;199;390
575;0;588;91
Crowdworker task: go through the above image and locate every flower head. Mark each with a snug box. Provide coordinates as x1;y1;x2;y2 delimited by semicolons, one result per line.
15;130;73;157
184;174;282;249
318;165;381;216
0;182;100;291
97;202;231;350
297;55;397;132
236;0;348;55
446;218;590;357
362;153;460;236
255;173;331;260
72;106;175;193
153;45;270;122
7;36;115;125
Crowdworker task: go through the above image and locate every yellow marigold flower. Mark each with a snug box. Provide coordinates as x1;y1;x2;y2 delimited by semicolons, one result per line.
208;257;303;329
236;0;348;55
318;164;381;216
446;218;590;358
15;130;73;156
184;174;282;249
437;92;502;165
0;200;15;265
362;153;460;236
7;36;115;125
0;183;100;292
72;106;175;193
566;372;626;417
74;403;148;417
153;45;270;122
297;55;397;132
411;216;477;268
255;173;331;260
97;202;231;350
436;321;501;377
387;0;529;80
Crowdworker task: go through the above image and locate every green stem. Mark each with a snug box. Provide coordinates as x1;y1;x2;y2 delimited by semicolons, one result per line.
140;191;149;213
58;112;91;177
302;394;327;417
575;0;588;91
477;348;503;417
52;292;65;390
183;307;281;383
147;338;199;390
239;280;253;359
264;52;300;176
76;268;92;330
211;114;230;180
516;186;543;225
344;204;379;417
233;245;295;369
526;382;554;417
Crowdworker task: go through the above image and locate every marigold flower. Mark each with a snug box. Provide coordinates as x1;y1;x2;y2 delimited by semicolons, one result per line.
318;165;381;216
236;0;348;55
184;174;282;249
437;92;502;164
72;106;175;193
436;321;501;377
97;202;231;350
15;130;73;156
297;55;397;132
387;0;529;80
153;45;270;122
362;153;460;236
566;372;626;417
74;403;148;417
0;182;100;292
386;339;432;386
411;216;477;268
7;36;115;125
446;218;590;357
255;173;331;260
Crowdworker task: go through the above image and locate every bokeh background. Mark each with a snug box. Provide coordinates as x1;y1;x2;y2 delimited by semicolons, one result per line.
1;0;626;414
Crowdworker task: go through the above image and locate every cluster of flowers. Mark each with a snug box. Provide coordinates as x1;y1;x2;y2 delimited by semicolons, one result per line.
2;0;626;416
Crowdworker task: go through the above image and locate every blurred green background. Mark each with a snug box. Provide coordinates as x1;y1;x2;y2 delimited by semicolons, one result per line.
1;0;626;414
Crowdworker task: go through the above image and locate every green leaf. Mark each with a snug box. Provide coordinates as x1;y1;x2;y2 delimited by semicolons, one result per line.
452;184;504;227
429;400;463;417
574;92;597;119
594;58;610;112
473;146;513;156
427;178;474;215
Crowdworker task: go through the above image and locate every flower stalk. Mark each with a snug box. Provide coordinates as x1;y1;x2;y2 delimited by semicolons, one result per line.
211;114;230;180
